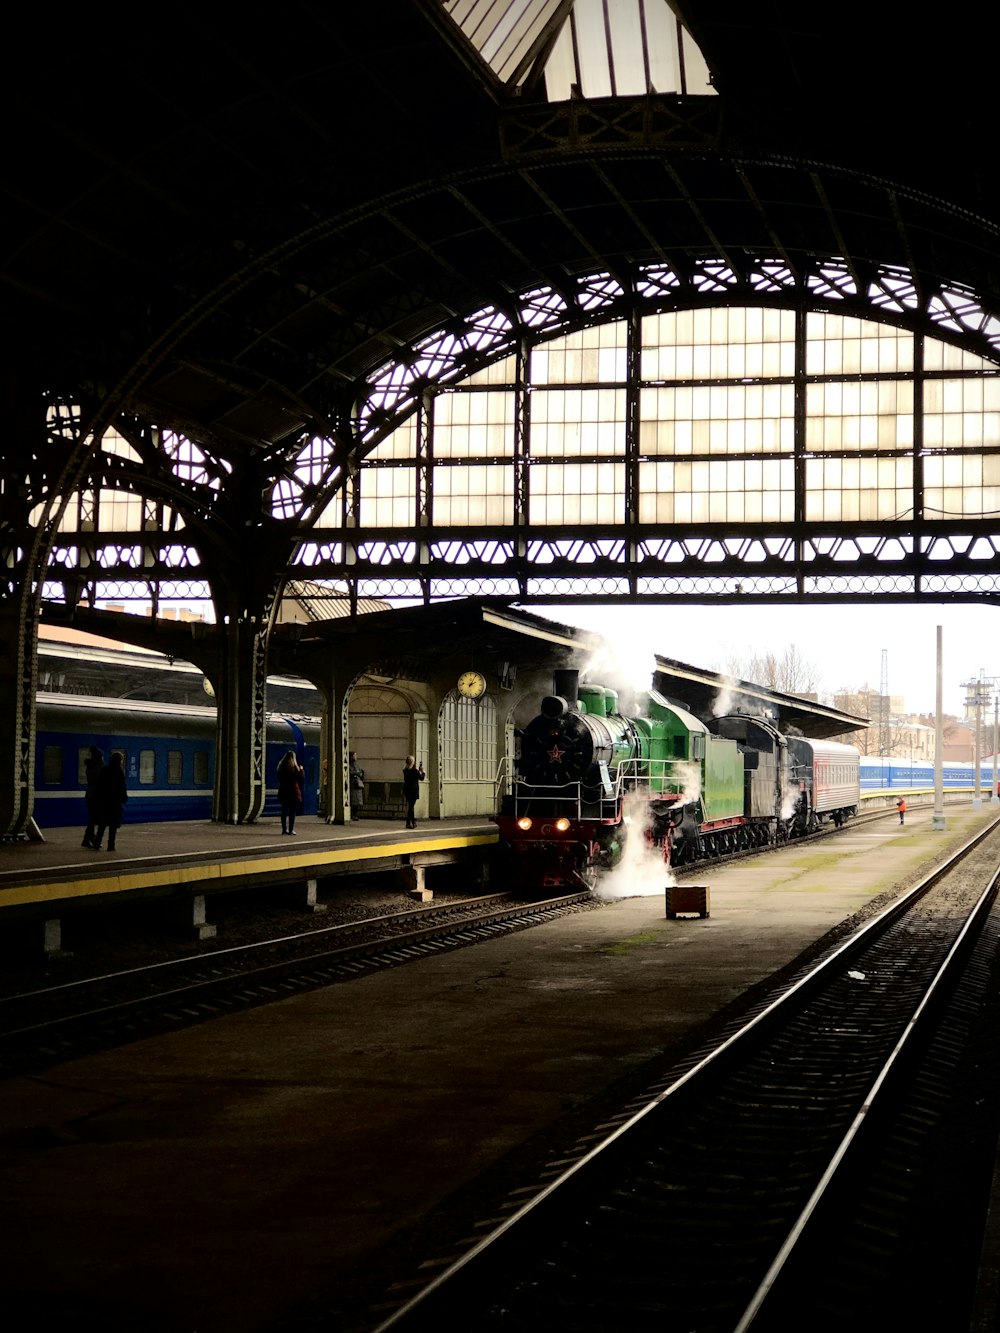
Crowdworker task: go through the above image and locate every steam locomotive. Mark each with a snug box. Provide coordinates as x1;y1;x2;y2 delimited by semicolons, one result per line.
494;670;860;891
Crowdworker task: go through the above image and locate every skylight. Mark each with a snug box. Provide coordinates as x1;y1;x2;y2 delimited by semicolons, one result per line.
439;0;715;99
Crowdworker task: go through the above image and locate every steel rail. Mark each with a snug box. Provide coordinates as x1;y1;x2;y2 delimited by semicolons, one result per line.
0;892;513;1004
371;813;1000;1331
733;850;1000;1329
2;805;894;1003
0;892;591;1056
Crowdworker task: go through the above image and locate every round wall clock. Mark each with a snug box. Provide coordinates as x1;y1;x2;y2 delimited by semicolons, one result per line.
457;670;487;699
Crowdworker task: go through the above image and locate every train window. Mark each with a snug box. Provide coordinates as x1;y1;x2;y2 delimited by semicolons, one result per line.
139;749;155;784
167;750;183;784
43;746;63;785
193;751;209;785
691;733;705;761
672;735;686;758
76;748;90;784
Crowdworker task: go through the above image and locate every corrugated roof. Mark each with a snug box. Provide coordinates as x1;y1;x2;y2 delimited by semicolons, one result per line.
279;581;391;623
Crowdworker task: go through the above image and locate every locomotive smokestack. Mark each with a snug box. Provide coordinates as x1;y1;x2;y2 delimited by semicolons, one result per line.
553;669;579;706
541;668;579;719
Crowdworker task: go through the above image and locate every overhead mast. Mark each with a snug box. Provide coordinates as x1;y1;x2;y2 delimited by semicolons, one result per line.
879;648;890;761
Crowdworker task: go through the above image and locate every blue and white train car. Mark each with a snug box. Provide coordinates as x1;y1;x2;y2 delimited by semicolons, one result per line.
33;693;320;828
859;755;997;790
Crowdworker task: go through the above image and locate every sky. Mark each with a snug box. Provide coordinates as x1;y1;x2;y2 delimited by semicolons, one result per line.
535;601;1000;720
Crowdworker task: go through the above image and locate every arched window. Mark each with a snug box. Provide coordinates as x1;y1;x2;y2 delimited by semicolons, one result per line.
441;693;498;784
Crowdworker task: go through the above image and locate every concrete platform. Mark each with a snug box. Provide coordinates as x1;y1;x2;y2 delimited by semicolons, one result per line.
0;816;498;910
0;803;996;1332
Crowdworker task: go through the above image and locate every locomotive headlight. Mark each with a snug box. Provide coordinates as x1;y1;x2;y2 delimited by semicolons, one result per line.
554;817;571;832
517;817;533;830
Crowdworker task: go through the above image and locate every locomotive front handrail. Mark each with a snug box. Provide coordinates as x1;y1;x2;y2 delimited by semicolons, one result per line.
615;757;699;799
494;755;512;806
508;778;589;820
504;757;698;823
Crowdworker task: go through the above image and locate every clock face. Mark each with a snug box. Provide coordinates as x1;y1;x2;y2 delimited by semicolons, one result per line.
458;670;487;699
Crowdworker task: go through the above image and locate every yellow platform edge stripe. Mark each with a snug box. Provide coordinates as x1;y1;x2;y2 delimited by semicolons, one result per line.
1;832;499;908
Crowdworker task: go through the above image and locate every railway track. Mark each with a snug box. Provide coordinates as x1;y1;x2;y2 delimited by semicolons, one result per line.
0;891;594;1078
369;817;1000;1332
0;804;922;1079
0;803;935;1079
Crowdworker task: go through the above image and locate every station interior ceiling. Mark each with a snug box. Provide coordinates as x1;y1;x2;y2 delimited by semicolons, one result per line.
6;2;1000;472
4;1;994;741
38;599;868;739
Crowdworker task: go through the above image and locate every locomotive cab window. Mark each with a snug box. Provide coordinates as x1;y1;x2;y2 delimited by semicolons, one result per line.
672;735;687;758
139;749;155;784
167;750;183;784
691;734;705;761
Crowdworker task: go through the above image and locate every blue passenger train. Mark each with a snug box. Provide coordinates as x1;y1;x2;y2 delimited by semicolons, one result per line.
859;756;998;791
33;693;321;828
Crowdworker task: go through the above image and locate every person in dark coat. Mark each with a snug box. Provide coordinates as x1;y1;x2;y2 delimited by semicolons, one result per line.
277;749;305;835
92;751;127;851
82;744;104;848
349;751;365;819
402;755;425;829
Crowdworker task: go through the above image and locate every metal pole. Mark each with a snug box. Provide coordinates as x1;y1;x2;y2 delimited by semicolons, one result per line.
933;626;945;830
973;670;983;810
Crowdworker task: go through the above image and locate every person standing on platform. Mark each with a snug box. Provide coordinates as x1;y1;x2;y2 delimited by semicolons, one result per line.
92;751;127;852
277;749;305;835
402;755;425;829
349;751;365;819
82;744;104;848
896;796;906;825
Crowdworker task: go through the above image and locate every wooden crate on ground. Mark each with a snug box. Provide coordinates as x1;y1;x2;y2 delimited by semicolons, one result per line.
665;884;710;919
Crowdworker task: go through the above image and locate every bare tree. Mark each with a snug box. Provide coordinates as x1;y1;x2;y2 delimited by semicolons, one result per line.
725;643;820;696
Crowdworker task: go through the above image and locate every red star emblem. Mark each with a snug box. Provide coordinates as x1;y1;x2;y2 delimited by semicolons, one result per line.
547;743;565;763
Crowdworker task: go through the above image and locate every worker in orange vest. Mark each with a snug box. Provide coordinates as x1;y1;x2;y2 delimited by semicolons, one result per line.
896;797;906;825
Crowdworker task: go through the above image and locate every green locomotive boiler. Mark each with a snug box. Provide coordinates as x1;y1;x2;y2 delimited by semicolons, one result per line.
495;669;777;890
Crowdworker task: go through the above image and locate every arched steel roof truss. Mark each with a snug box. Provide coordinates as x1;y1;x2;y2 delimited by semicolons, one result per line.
36;252;1000;617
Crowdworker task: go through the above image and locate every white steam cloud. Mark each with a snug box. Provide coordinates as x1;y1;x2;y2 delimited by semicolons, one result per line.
781;781;801;821
711;675;768;719
578;626;662;713
712;675;739;717
595;791;675;899
670;759;702;806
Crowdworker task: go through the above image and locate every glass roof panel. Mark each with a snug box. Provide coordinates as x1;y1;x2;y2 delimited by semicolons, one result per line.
443;0;566;86
439;0;715;98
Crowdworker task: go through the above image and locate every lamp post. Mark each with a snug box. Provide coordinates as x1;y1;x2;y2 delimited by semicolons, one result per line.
963;672;999;810
964;675;984;809
934;628;945;830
